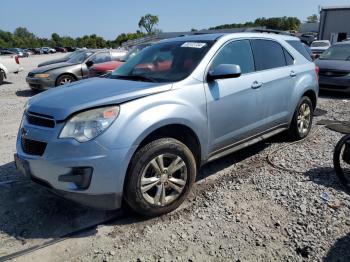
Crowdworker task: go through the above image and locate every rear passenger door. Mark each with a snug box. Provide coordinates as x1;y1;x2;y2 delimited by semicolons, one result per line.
250;39;295;128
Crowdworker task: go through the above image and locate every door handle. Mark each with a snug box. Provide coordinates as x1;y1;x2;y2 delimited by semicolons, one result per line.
290;70;297;77
251;81;263;89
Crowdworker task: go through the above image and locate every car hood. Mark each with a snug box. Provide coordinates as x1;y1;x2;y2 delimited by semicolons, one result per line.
31;62;80;73
27;77;172;120
38;57;69;67
315;59;350;71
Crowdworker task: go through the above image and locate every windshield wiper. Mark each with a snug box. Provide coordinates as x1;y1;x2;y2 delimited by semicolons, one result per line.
111;74;158;83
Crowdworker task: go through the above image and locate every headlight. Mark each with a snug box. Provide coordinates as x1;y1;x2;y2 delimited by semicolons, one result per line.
34;73;50;78
59;106;120;142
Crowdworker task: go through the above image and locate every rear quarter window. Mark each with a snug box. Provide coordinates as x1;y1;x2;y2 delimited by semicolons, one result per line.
286;40;313;61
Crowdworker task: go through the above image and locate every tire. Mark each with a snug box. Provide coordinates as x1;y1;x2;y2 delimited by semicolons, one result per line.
0;70;4;85
124;138;197;217
333;134;350;192
56;74;75;86
288;96;314;140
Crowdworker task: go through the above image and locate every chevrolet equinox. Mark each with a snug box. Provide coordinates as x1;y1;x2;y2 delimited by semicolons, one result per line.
15;33;319;216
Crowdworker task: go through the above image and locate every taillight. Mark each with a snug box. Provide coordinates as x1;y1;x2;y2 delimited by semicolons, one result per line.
315;66;319;81
15;55;20;65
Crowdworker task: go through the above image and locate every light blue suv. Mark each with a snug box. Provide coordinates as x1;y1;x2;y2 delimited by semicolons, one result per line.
15;33;319;216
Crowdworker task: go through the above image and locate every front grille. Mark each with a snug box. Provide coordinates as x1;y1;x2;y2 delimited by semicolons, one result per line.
27;72;35;77
26;112;55;128
21;138;47;156
319;70;349;77
29;83;42;89
320;84;349;90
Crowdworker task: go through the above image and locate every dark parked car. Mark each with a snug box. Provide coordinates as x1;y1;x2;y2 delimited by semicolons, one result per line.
38;49;86;67
299;33;318;46
55;47;67;53
65;46;77;52
27;49;124;90
315;41;350;93
8;48;26;57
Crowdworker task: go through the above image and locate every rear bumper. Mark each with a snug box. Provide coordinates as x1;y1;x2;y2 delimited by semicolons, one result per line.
26;76;55;90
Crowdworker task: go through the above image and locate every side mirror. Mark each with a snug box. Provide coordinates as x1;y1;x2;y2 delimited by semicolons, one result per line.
86;60;94;67
207;64;241;81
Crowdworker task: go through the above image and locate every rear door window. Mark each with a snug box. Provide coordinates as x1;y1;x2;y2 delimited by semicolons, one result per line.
211;40;255;74
250;39;287;71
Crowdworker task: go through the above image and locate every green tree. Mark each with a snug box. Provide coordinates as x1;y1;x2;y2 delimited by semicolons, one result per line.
138;14;159;34
306;14;318;23
51;33;61;46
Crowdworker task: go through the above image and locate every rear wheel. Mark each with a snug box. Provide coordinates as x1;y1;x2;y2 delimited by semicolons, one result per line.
124;138;197;217
288;96;314;140
56;74;75;86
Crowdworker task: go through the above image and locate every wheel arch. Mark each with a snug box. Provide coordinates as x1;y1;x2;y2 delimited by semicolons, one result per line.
134;123;202;168
302;89;317;110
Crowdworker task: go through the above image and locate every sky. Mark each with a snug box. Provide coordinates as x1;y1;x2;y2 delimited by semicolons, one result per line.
1;0;350;40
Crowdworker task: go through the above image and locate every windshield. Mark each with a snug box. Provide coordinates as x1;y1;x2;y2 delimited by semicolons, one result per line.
311;42;329;47
123;44;150;61
319;45;350;60
64;50;83;59
67;51;94;63
109;40;213;83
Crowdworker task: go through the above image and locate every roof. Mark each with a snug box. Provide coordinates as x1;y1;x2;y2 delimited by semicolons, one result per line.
321;5;350;11
161;32;299;43
161;33;226;42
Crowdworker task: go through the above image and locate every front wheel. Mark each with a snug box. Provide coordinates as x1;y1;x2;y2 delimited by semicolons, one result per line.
288;96;314;140
124;138;197;217
56;74;75;86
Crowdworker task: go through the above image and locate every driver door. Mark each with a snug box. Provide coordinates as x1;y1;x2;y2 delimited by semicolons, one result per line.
204;39;265;154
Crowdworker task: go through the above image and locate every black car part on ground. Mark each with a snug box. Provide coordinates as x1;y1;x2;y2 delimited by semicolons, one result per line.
334;134;350;192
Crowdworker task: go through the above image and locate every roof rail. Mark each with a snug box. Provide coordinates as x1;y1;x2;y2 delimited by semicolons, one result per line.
250;28;292;36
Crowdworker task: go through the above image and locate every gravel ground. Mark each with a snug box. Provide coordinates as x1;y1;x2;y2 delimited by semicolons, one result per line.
0;54;350;261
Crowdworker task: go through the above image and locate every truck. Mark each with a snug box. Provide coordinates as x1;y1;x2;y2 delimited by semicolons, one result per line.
0;51;22;84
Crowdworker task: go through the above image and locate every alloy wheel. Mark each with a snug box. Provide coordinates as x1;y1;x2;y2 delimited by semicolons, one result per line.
297;103;311;136
140;153;187;206
59;77;72;85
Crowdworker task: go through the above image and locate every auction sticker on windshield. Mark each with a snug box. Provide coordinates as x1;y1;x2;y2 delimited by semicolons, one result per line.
181;42;207;48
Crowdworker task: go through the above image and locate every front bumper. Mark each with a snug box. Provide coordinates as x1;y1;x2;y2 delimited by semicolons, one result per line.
26;76;55;90
319;75;350;93
15;118;135;210
14;153;122;209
